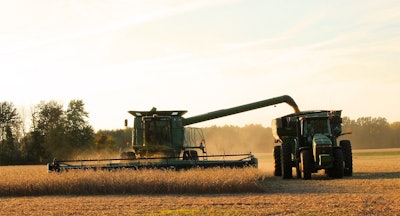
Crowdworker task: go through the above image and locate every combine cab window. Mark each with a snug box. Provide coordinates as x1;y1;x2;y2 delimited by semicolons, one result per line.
144;117;172;146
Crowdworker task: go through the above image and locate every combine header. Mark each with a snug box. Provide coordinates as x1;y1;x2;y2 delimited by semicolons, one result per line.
48;95;300;172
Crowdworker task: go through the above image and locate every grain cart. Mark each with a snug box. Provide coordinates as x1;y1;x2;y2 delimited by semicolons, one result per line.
272;110;353;179
48;95;300;172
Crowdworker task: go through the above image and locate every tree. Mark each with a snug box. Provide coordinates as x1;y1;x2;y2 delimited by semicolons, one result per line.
95;131;118;152
64;100;95;155
389;122;400;147
0;102;22;164
29;101;65;161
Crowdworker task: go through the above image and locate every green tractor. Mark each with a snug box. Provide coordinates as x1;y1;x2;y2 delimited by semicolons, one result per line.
272;110;352;179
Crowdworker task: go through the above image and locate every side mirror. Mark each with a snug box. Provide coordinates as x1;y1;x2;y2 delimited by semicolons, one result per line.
124;119;128;127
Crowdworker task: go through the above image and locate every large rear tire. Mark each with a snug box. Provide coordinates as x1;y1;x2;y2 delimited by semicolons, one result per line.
300;149;312;180
273;145;282;176
340;140;353;176
281;142;292;179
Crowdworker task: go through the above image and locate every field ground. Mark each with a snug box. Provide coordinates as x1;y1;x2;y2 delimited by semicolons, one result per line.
1;149;400;215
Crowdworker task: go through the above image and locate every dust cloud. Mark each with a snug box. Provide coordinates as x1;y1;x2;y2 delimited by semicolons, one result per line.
202;125;275;155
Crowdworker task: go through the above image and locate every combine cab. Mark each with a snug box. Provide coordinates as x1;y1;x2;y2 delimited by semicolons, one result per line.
48;95;300;172
272;110;353;179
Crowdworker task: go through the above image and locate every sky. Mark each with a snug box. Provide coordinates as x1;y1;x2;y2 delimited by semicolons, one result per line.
0;0;399;130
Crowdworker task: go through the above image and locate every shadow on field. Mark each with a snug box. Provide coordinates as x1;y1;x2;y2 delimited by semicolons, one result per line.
352;172;400;180
259;171;400;194
259;176;345;194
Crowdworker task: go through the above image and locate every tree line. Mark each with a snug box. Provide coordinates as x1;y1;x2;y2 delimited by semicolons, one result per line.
1;100;399;165
0;100;127;165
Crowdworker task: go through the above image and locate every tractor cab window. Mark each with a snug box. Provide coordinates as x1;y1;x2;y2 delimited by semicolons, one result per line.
143;117;172;146
303;118;331;136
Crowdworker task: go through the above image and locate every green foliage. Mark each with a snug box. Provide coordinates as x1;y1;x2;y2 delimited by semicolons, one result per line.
30;101;66;161
94;128;131;153
23;100;95;162
0;102;22;164
64;100;95;154
342;116;399;149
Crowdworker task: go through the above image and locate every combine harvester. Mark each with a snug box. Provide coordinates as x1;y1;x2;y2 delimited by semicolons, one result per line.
48;95;300;172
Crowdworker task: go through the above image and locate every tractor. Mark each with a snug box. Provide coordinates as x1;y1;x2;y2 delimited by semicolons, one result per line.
272;110;353;179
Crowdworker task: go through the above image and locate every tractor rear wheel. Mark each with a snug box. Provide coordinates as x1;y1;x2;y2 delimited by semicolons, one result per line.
340;140;353;176
300;149;312;180
281;142;292;179
273;145;282;176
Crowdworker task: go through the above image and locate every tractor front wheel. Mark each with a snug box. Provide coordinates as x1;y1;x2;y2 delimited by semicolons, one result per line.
327;148;344;178
300;149;312;180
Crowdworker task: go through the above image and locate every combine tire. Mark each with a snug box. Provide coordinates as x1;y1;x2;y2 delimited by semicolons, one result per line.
329;148;344;178
300;149;312;180
183;150;199;160
281;142;292;179
340;140;353;176
121;151;136;159
273;145;282;176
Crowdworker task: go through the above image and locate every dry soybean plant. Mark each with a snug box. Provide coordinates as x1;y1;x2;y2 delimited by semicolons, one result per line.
0;166;266;196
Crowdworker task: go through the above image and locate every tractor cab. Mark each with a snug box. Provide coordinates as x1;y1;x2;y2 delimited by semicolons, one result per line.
299;115;332;147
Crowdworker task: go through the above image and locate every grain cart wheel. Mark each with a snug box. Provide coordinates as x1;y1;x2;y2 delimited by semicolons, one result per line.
340;140;353;176
273;145;282;176
281;142;292;179
331;148;344;178
300;149;312;180
295;163;302;179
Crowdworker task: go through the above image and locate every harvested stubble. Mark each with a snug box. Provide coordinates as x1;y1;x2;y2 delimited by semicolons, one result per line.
2;151;400;215
0;166;265;196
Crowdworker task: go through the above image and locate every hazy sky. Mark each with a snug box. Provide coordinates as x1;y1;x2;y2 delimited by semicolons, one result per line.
1;0;399;130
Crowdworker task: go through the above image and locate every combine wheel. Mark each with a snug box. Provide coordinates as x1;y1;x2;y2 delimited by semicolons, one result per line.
300;149;312;180
340;140;353;176
281;142;292;179
121;151;136;159
183;150;199;160
273;145;282;176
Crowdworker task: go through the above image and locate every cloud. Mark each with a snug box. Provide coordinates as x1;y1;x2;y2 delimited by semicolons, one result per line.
0;0;236;53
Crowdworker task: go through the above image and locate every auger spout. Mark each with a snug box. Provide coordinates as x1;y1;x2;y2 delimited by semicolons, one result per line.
184;95;300;126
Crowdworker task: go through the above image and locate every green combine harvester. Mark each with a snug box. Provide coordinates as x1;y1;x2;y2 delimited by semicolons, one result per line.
48;95;300;172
